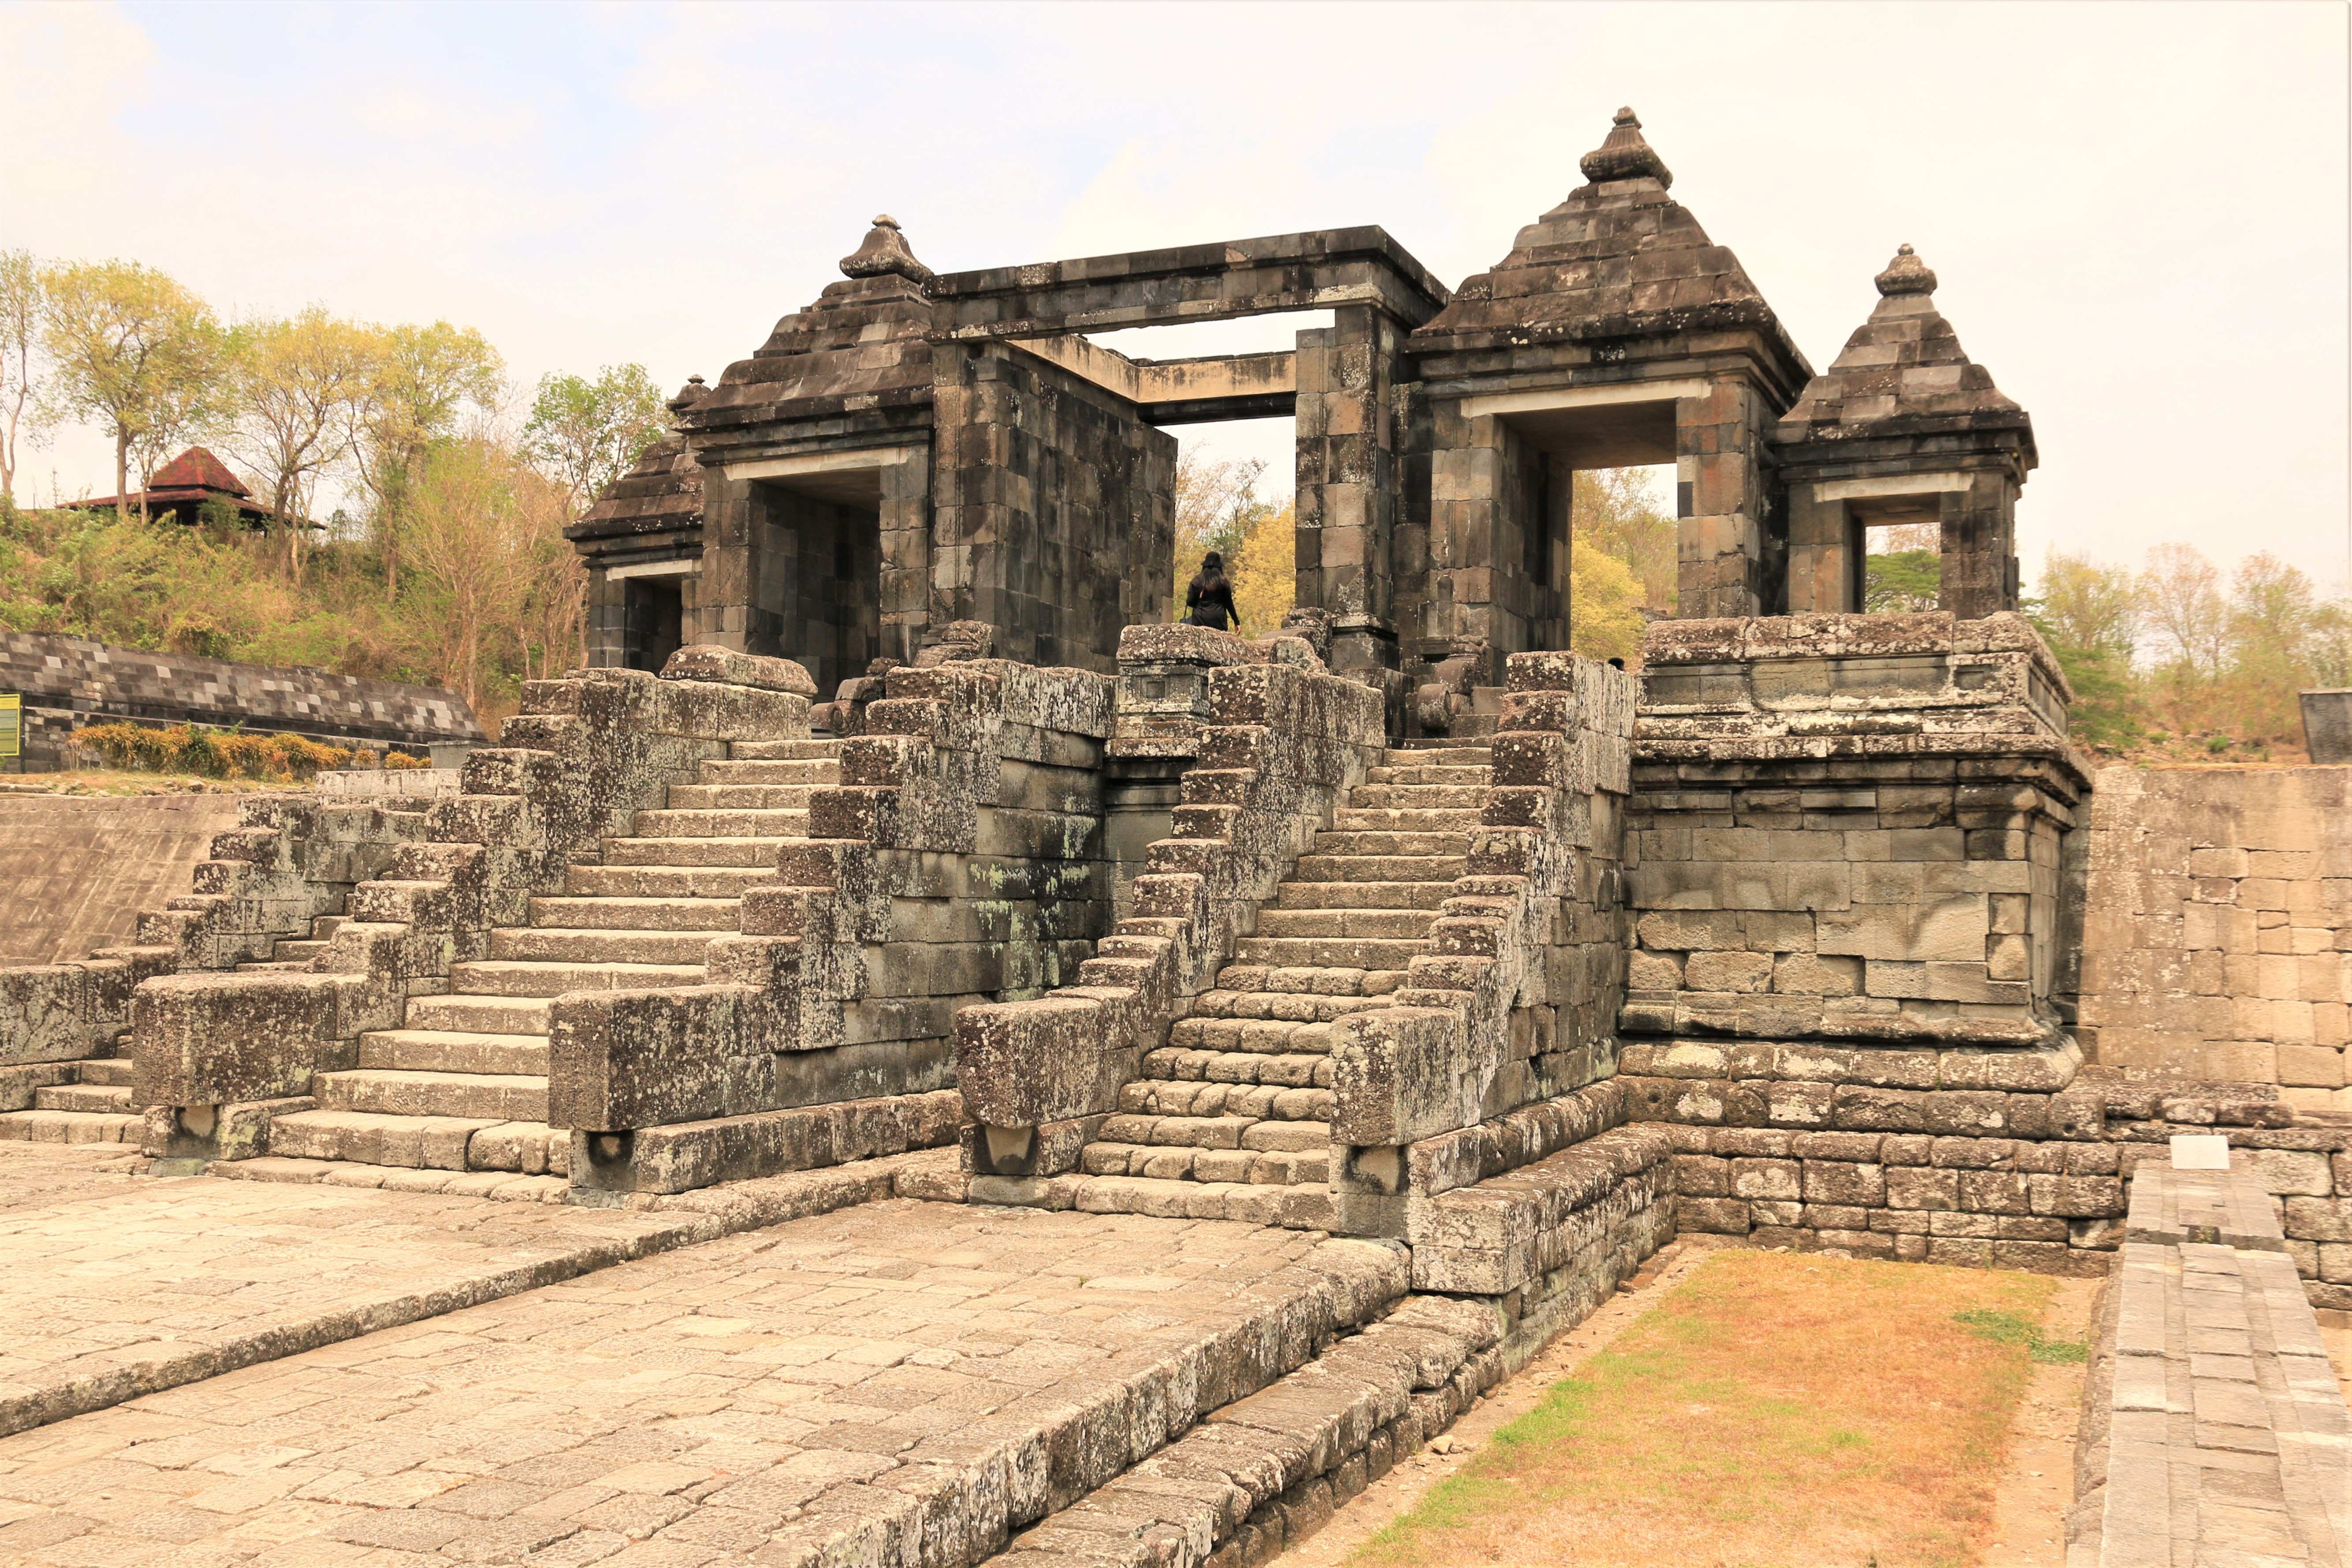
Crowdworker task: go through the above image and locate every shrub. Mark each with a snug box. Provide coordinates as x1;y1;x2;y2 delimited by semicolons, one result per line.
73;721;357;782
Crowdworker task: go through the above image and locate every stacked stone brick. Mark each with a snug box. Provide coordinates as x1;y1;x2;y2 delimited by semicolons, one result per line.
2081;764;2352;1104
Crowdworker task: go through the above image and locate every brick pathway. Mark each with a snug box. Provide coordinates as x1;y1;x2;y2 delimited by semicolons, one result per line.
0;1200;1400;1567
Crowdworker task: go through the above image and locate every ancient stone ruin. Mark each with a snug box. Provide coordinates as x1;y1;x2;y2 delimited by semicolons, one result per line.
3;108;2346;1566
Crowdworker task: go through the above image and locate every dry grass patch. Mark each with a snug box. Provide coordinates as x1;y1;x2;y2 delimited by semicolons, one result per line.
1354;1249;2074;1568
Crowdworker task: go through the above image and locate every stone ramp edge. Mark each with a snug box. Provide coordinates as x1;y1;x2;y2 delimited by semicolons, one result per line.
0;1150;930;1440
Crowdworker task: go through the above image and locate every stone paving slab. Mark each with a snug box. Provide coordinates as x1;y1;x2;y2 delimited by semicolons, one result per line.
0;1147;931;1441
2097;1160;2352;1565
0;1143;151;1216
0;1199;1403;1567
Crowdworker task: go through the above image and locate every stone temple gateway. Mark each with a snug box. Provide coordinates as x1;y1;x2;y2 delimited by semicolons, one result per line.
3;111;2346;1567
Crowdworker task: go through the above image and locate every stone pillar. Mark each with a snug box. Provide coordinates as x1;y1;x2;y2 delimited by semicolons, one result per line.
1674;379;1774;618
1938;469;2021;621
1296;305;1407;693
694;470;758;655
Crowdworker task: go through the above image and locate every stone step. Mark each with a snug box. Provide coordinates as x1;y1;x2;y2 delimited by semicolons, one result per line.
486;927;722;965
528;895;742;932
1168;1016;1341;1055
1306;831;1473;858
661;783;822;810
1331;808;1485;832
0;1109;142;1144
234;960;315;973
1273;879;1455;910
316;1069;547;1122
310;913;350;940
1190;988;1392;1022
1381;746;1492;765
1362;766;1493;786
1079;1141;1331;1186
34;1083;132;1113
359;1029;550;1076
1140;1047;1335;1088
726;738;845;761
268;1109;502;1170
601;836;792;868
270;938;330;962
1293;854;1468;883
403;993;551;1034
564;864;779;898
1342;784;1490;809
1210;965;1402;999
445;960;705;998
1232;936;1427;970
699;758;840;785
629;808;811;839
209;1157;569;1202
1252;908;1436;939
1117;1081;1335;1122
1062;1173;1336;1228
77;1058;136;1088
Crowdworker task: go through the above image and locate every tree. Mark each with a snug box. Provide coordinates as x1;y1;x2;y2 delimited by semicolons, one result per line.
39;260;225;519
2027;551;2143;750
1229;501;1295;636
1169;450;1271;621
1570;466;1676;612
1862;521;1943;613
2138;541;2229;681
0;250;42;505
1567;536;1647;662
397;438;555;709
348;321;505;598
223;309;376;578
519;363;667;519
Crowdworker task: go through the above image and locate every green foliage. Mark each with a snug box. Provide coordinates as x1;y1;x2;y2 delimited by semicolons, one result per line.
521;363;666;516
1864;547;1943;613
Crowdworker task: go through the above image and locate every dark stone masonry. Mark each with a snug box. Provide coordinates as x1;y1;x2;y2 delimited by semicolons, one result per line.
2;107;2342;1568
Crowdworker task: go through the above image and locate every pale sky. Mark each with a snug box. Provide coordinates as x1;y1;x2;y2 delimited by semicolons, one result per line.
4;0;2346;592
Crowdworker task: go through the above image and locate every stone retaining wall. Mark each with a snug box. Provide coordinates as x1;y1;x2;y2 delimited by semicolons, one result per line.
0;793;243;965
3;631;483;767
2081;764;2352;1104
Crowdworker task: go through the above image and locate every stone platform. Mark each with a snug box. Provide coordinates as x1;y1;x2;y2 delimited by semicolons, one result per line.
0;1194;1411;1568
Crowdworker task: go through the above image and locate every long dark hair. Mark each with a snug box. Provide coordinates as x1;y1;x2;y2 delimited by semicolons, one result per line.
1189;550;1227;594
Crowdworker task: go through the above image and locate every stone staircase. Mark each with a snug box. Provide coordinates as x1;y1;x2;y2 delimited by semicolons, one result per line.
220;737;844;1199
0;1048;143;1145
1071;743;1493;1224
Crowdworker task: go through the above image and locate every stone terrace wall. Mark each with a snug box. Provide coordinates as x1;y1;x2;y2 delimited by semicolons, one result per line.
3;631;483;767
0;793;242;965
2081;765;2352;1106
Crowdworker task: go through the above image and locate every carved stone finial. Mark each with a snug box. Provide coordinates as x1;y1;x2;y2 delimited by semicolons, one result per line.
1875;243;1938;297
839;213;934;283
667;374;708;415
1578;105;1674;188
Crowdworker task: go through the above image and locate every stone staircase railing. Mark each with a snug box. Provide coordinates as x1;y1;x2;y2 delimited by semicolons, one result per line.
2;793;432;1123
131;652;808;1168
550;657;1116;1198
954;654;1387;1188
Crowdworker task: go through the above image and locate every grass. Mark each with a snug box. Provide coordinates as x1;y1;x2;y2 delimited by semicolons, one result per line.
1353;1249;2060;1568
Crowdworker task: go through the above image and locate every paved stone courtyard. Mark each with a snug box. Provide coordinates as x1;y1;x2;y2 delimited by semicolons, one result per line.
0;1149;1401;1568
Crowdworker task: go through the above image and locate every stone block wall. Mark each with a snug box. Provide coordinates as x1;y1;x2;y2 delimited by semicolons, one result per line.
2080;765;2352;1105
2;631;483;767
1624;612;2085;1047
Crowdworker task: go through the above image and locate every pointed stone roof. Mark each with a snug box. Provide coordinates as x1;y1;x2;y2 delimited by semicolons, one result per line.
1410;107;1806;378
1774;244;2034;455
687;217;938;436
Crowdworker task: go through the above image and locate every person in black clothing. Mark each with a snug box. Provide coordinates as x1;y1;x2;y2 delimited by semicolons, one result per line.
1185;551;1239;631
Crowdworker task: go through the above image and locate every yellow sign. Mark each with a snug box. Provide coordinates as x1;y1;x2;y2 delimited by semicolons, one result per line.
0;693;17;760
